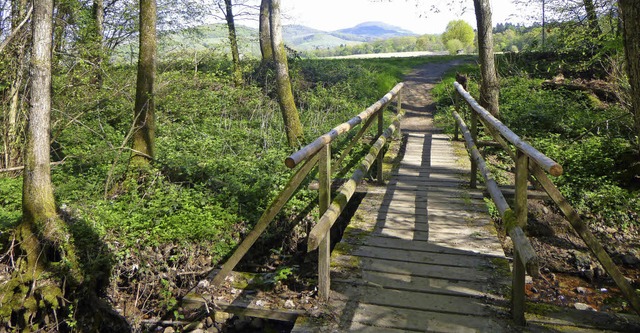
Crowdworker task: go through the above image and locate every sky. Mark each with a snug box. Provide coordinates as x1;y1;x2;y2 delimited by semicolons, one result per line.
279;0;534;35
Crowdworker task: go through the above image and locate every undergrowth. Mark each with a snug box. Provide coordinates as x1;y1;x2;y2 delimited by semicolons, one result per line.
0;53;447;328
432;53;639;229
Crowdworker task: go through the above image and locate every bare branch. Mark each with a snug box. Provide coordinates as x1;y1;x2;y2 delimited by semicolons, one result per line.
0;5;33;54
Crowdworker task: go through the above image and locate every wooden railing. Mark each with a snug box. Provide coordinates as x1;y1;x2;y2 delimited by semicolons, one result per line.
452;82;640;323
211;83;405;302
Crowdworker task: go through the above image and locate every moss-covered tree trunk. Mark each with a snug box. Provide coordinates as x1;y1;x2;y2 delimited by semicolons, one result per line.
131;0;157;167
224;0;243;86
269;0;303;147
22;0;58;267
619;0;640;150
473;0;500;117
259;0;273;63
3;0;82;327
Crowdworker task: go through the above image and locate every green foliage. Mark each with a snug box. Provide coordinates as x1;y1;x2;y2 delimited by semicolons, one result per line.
432;57;639;228
441;20;475;50
307;34;446;58
2;53;450;271
446;39;464;55
0;177;22;229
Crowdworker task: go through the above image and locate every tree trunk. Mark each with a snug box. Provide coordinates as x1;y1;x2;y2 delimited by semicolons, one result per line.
259;0;273;62
93;0;105;85
224;0;243;86
619;0;640;149
22;0;57;267
269;0;303;147
93;0;104;41
473;0;500;117
20;0;83;290
131;0;157;167
584;0;601;39
5;0;28;169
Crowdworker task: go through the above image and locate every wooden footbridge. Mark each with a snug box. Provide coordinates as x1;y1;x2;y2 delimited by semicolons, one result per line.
189;64;640;332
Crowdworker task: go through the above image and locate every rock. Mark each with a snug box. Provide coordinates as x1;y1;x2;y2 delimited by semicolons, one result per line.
214;311;231;323
205;317;214;327
191;329;205;333
531;287;538;293
197;280;210;289
196;322;205;329
255;299;266;307
574;302;596;311
525;275;533;284
284;299;296;308
207;327;219;333
163;328;176;333
572;251;591;269
582;269;594;282
575;287;587;294
541;206;550;214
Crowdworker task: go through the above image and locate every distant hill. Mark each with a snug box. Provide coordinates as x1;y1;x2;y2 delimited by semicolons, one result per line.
334;21;416;40
113;22;419;60
284;21;417;51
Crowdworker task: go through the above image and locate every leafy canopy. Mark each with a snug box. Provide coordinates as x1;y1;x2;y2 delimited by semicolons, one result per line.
441;20;475;48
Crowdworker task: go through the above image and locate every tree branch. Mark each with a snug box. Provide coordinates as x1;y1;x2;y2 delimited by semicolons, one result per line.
0;5;33;54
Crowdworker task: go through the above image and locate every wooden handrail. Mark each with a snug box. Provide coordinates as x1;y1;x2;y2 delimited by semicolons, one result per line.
452;81;640;319
454;82;563;176
212;83;404;304
307;116;403;251
211;154;319;286
285;83;404;168
453;110;538;275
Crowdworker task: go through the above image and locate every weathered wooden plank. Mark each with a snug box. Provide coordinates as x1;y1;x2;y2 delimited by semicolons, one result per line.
361;236;505;257
336;257;493;282
374;227;428;240
182;294;304;322
331;284;493;316
374;218;429;232
348;304;508;333
352;245;496;269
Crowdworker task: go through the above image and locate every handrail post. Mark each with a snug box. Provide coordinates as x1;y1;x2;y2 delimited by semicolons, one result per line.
318;144;331;301
454;93;460;141
515;149;529;228
512;149;529;325
512;249;526;325
396;90;402;139
376;108;384;184
469;108;478;188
